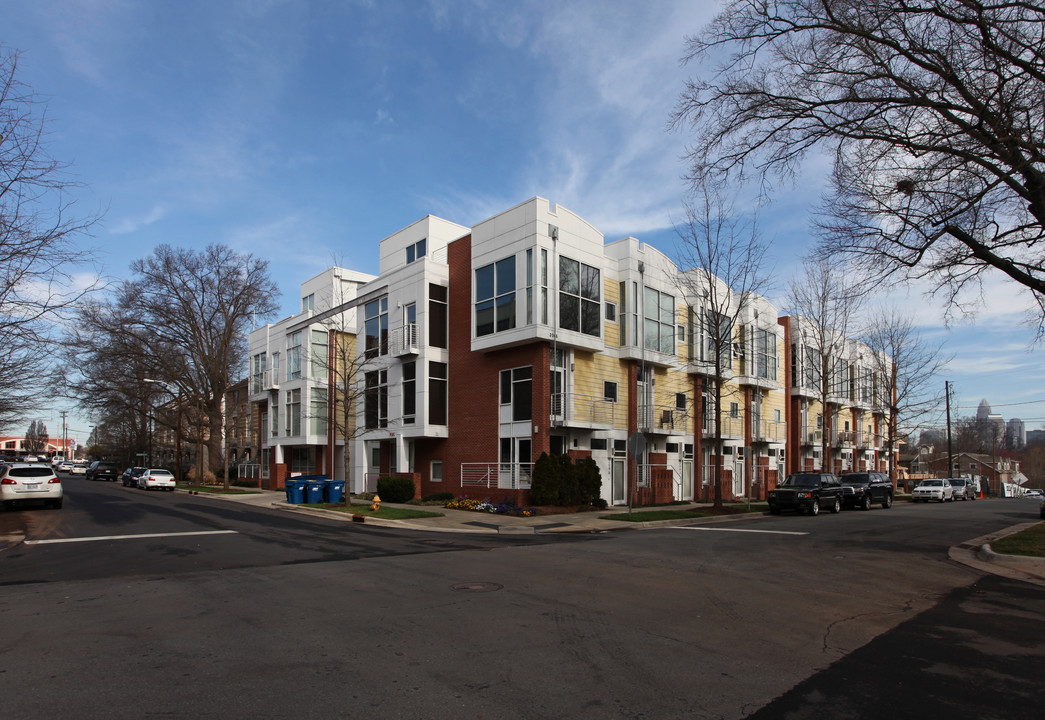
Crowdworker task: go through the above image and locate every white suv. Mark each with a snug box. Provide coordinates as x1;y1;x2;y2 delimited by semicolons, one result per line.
1;463;64;509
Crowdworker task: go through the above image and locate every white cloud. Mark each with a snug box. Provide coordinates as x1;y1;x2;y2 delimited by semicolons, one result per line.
109;204;169;234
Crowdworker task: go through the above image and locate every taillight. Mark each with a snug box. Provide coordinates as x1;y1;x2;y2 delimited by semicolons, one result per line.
1;478;15;485
48;477;61;484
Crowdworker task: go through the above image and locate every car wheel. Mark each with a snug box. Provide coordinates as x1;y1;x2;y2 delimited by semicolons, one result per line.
861;494;872;511
809;498;820;516
882;494;893;509
830;497;841;514
769;504;780;515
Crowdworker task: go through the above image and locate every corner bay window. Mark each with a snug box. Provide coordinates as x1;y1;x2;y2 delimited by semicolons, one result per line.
475;257;516;337
644;287;675;354
559;256;600;336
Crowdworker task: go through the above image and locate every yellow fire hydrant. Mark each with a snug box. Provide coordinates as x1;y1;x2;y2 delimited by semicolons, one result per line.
370;494;381;512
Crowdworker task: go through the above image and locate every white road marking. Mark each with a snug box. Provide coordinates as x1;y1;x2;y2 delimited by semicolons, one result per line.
24;530;238;545
670;527;808;536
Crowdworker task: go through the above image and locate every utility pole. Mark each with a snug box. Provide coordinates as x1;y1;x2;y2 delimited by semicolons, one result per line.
60;411;68;459
945;381;953;479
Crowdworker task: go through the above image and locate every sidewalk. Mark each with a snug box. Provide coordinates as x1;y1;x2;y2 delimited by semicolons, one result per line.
197;488;765;534
198;488;1045;586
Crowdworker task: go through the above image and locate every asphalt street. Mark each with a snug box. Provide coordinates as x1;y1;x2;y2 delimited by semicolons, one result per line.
0;478;1042;719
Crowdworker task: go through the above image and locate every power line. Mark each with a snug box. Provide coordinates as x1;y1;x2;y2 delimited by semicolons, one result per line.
955;399;1045;410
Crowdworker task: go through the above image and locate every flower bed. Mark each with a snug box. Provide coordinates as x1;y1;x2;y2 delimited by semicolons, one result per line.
445;496;537;517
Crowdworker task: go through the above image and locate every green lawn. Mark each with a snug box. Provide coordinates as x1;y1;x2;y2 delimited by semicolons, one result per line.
991;522;1045;558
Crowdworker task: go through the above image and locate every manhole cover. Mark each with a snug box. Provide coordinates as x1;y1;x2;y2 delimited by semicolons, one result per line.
451;582;503;593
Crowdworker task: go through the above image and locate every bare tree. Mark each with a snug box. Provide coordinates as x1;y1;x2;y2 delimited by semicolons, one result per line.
673;1;1045;331
0;49;100;427
24;419;48;455
785;259;865;473
863;308;950;487
65;244;278;476
674;188;773;508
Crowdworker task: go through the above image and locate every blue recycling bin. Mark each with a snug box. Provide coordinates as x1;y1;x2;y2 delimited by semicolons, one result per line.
284;479;305;504
325;480;344;503
305;479;326;504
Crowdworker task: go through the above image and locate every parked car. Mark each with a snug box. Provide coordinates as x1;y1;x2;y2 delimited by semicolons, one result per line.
768;472;843;516
950;478;970;501
912;478;953;502
121;467;147;487
953;477;978;500
137;468;176;491
86;461;120;481
69;462;88;475
1023;488;1043;498
1;463;63;509
840;472;894;510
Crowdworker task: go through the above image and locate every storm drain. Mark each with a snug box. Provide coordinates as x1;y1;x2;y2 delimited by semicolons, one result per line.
451;582;503;593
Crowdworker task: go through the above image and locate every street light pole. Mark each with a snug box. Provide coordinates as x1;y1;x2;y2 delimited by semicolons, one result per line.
144;379;183;485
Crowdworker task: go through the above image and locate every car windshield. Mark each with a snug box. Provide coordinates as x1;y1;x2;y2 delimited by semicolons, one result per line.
845;474;871;486
148;470;173;477
921;480;942;487
781;474;819;488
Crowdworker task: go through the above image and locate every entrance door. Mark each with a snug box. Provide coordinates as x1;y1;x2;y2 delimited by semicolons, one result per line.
500;436;532;489
612;459;626;506
681;459;693;501
732;455;745;498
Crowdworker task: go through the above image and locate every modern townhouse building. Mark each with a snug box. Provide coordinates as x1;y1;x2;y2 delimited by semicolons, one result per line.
781;315;892;476
244;197;891;503
248;264;378;488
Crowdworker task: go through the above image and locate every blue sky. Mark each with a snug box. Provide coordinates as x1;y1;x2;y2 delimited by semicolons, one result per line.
4;0;1042;444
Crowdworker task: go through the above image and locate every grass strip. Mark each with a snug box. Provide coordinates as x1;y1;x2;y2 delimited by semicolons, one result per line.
990;522;1045;558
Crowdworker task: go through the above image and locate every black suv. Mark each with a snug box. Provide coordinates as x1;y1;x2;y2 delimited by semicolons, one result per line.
840;472;894;510
768;473;844;516
86;461;120;481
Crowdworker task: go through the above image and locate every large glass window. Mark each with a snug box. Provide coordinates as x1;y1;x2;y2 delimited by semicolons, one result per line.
500;366;533;422
429;362;448;425
475;256;516;336
559;256;600;336
310;329;327;379
644;287;675;354
251;352;267;393
365;298;389;358
402;361;416;424
754;329;777;380
429;284;448;349
287;332;302;380
286;389;301;436
365;370;388;429
309;387;326;436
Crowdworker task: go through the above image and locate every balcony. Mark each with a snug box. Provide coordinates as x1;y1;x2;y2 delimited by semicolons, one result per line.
837;430;856;447
752;419;785;443
801;427;823;445
638;404;690;434
390;323;419;356
551;393;621;429
461;462;533;490
702;415;744;439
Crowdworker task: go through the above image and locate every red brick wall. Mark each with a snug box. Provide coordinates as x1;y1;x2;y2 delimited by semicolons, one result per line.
442;234;548;506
